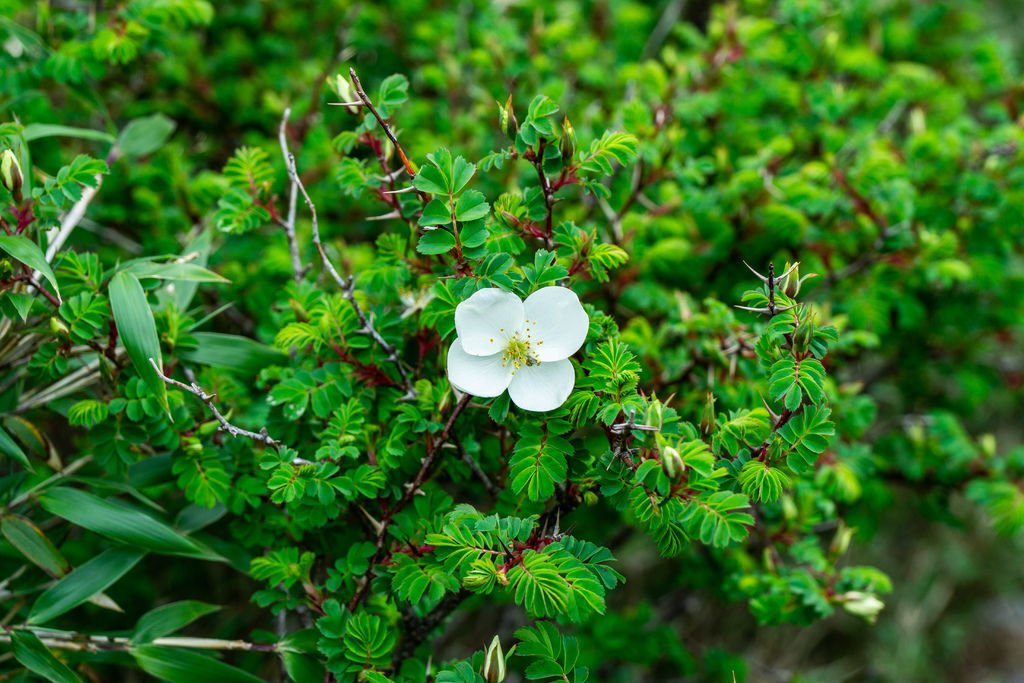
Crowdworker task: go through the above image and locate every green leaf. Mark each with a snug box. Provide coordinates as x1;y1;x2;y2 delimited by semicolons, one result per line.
29;547;146;624
413;164;448;195
133;600;221;644
343;612;396;668
121;260;228;283
419;198;452;226
1;515;70;577
38;487;221;560
179;332;286;375
738;460;792;503
0;234;61;303
117;114;176;157
132;646;264;683
11;630;83;683
22;123;115;144
509;428;570;501
377;74;409;108
0;423;30;468
455;190;489;221
416;229;456;255
109;271;168;413
451;156;475;194
778;405;835;475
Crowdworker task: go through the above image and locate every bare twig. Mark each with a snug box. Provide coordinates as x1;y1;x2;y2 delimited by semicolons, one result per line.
152;359;280;450
44;179;102;263
277;108;305;283
348;393;472;611
281;130;416;399
451;433;498;496
0;628;278;653
343;275;416;399
348;68;417;177
609;410;661;434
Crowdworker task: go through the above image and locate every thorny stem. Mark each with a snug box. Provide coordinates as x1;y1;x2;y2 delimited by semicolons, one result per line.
0;627;279;653
282;140;416;399
451;433;498;496
348;393;472;611
152;359;281;450
530;139;556;248
277;108;305;283
348;68;417;178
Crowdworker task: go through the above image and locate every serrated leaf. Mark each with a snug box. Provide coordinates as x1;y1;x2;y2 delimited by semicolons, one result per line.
419;198;451;226
455;190;489;221
417;229;456;255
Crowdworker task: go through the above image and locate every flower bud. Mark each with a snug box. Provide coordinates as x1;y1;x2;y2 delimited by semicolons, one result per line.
1;149;23;202
700;392;716;437
645;399;665;431
829;523;853;558
49;316;70;336
497;95;518;137
559;116;576;160
583;490;598;506
482;635;506;683
781;261;801;297
333;74;361;115
792;320;815;351
661;446;683;479
840;591;885;622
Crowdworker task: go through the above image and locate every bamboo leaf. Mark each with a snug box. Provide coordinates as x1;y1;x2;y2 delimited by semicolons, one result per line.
29;547;146;624
38;487;222;561
109;271;168;413
1;515;70;577
0;234;61;303
0;423;30;469
22;122;115;144
10;630;84;683
132;601;221;644
131;646;265;683
179;332;287;375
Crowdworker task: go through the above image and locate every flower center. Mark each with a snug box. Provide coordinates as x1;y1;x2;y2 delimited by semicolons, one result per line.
501;334;539;371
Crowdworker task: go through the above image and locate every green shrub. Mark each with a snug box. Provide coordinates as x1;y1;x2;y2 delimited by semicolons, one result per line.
1;1;1022;680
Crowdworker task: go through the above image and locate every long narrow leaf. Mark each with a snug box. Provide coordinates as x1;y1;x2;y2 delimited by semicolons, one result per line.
0;234;61;303
10;630;83;683
109;271;168;413
29;547;145;624
132;646;265;683
38;487;222;560
0;423;30;468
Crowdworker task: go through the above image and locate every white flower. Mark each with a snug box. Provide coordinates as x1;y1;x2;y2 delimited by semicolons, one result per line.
446;286;589;412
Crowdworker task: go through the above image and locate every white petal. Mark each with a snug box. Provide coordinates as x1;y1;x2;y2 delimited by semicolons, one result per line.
507;359;575;412
454;288;525;356
522;286;589;362
447;339;512;397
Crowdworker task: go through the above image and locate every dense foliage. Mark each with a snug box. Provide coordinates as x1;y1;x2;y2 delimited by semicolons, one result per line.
1;1;1022;681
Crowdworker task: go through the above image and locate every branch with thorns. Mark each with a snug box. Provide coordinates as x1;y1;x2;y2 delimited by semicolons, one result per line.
280;116;417;399
151;359;281;450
